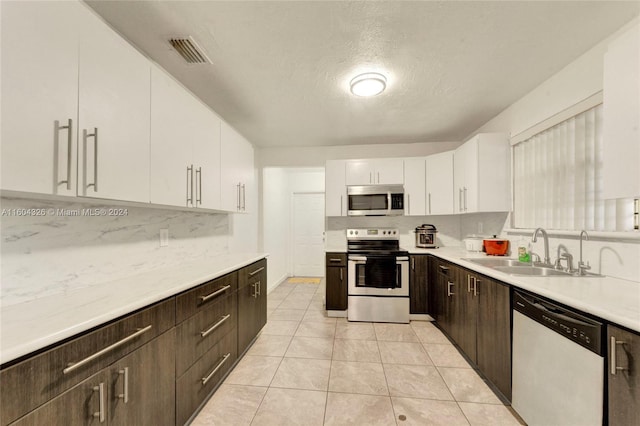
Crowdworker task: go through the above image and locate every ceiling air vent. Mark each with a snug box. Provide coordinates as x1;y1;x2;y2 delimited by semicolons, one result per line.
169;36;212;64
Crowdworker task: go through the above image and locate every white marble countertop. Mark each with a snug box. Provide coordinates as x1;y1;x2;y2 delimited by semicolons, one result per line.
323;244;639;332
0;252;267;365
410;247;640;333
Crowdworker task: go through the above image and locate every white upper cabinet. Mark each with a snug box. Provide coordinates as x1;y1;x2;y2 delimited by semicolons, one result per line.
150;67;221;210
78;9;151;203
454;133;510;214
1;1;82;196
403;158;426;216
426;151;455;215
220;122;254;213
325;160;347;216
603;22;640;199
345;159;404;185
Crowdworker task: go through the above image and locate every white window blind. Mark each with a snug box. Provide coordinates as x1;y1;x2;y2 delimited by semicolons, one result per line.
513;104;622;231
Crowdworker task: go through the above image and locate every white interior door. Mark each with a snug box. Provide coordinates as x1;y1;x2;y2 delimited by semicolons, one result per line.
292;193;325;277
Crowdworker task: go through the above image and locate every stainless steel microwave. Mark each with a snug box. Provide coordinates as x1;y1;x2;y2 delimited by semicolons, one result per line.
347;185;404;216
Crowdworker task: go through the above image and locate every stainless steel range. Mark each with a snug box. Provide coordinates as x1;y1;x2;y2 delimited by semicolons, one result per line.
347;228;410;323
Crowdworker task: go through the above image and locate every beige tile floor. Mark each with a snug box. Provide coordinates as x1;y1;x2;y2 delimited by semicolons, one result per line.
192;278;524;426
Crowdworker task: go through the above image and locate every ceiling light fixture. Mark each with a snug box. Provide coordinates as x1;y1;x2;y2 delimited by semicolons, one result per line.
350;72;387;97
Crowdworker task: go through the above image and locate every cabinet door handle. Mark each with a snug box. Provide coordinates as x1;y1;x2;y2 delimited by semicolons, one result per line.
458;188;463;212
201;314;231;338
237;183;241;210
339;268;343;281
467;275;472;293
186;165;194;206
411;258;415;270
199;285;231;303
369;172;372;183
241;183;246;211
428;193;432;214
54;119;73;190
377;172;380;183
117;367;129;403
63;325;152;374
249;266;265;276
463;187;468;211
83;128;98;193
202;353;231;386
407;194;410;215
195;167;202;205
474;278;479;296
610;336;627;375
447;281;454;297
92;382;106;423
256;281;261;296
340;195;343;216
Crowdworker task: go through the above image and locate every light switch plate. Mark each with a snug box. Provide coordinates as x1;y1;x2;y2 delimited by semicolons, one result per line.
160;229;169;247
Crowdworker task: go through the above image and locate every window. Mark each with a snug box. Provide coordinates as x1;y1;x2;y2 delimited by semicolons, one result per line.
513;104;633;231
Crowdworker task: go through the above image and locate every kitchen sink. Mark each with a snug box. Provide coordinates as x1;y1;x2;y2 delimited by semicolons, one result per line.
462;258;531;268
492;265;572;277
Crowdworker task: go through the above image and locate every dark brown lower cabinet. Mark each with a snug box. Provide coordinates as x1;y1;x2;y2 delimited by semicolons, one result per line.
11;330;176;426
432;260;511;401
409;255;429;314
176;329;237;426
325;253;347;311
608;324;640;425
476;276;511;400
237;260;267;356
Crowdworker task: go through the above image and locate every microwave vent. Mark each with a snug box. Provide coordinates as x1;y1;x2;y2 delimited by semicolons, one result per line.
169;36;212;64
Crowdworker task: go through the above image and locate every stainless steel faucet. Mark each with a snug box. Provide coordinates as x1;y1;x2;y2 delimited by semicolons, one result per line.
578;230;591;275
531;228;551;265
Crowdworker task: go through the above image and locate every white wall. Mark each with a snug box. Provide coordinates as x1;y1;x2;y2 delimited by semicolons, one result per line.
262;168;325;291
468;19;640;283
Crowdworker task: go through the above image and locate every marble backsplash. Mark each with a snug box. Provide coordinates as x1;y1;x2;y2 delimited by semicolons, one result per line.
1;197;229;307
325;212;508;250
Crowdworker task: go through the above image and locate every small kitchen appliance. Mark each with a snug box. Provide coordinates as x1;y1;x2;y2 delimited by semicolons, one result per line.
483;236;509;256
347;228;409;323
347;185;404;216
463;235;484;252
414;224;438;248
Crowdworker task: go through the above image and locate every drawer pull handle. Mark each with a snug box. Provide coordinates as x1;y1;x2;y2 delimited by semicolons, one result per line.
117;367;129;403
202;353;231;385
200;314;231;338
329;258;342;262
92;382;105;423
199;285;232;303
439;265;449;272
249;266;265;276
63;325;152;374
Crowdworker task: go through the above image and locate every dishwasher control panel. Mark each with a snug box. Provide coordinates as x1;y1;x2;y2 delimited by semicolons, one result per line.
513;291;603;355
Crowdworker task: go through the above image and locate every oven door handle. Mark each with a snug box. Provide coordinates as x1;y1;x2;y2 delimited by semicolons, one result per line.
348;256;367;262
396;256;409;262
387;192;392;213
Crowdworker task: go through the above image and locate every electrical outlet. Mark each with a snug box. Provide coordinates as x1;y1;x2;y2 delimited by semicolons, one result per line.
160;229;169;247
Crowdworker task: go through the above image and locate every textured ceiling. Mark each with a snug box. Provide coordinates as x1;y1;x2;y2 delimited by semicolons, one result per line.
85;1;639;148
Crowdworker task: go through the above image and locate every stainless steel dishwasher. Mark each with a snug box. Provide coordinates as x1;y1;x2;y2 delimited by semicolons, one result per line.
512;290;604;426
